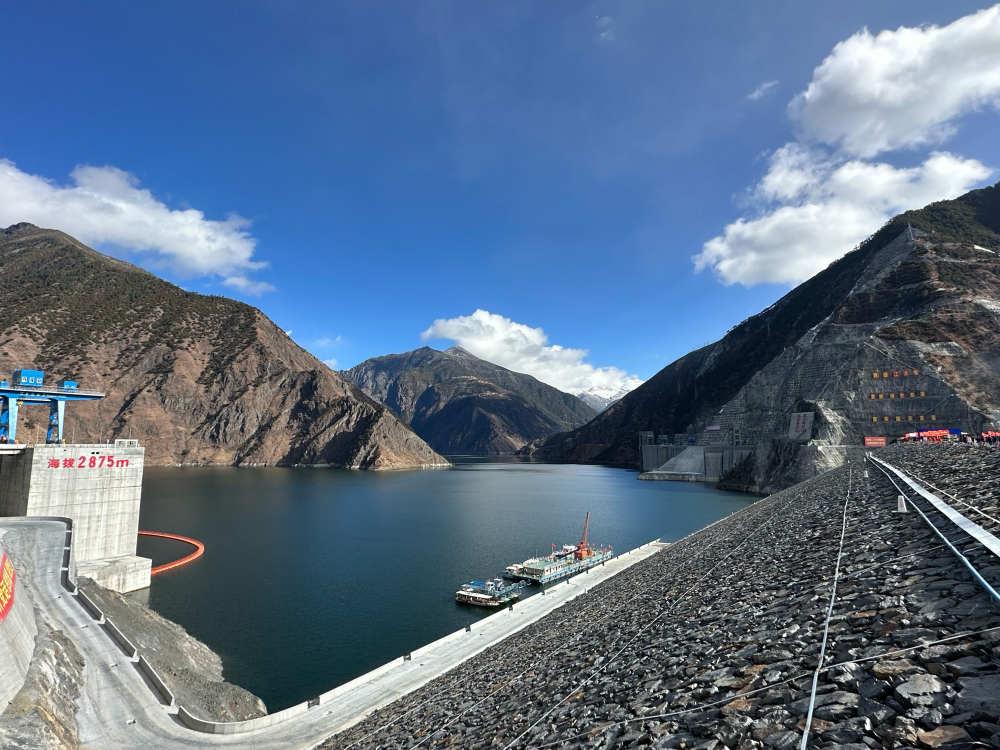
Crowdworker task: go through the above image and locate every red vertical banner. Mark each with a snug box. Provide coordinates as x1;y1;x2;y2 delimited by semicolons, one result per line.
0;552;15;621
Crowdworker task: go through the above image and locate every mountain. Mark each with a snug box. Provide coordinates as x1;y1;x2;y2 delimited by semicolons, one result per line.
576;386;632;413
0;224;447;469
344;346;596;455
530;182;1000;490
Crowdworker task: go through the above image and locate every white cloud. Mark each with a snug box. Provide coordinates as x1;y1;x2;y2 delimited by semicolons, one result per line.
696;147;990;285
322;357;339;370
421;309;643;399
0;158;270;286
594;16;616;42
222;275;276;296
747;80;779;101
312;335;344;349
698;6;999;287
791;5;1000;157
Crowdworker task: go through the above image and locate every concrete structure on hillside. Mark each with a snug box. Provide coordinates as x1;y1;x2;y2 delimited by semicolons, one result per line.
0;441;149;592
638;431;699;472
638;431;752;483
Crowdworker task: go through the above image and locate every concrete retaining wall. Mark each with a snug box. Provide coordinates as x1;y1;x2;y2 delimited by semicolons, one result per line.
77;589;106;623
0;530;37;710
178;702;312;734
0;445;150;593
103;619;138;661
137;656;175;708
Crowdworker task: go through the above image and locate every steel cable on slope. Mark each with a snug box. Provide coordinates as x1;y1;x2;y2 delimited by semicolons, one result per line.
528;623;1000;750
530;462;1000;750
385;490;799;750
797;468;852;750
867;457;1000;606
842;543;947;580
884;465;1000;529
532;468;859;746
497;477;825;750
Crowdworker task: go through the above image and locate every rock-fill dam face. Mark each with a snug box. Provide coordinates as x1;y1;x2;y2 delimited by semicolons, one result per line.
0;442;149;592
0;531;36;709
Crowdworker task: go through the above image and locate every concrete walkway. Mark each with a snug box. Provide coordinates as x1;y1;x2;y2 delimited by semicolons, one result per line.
0;517;666;749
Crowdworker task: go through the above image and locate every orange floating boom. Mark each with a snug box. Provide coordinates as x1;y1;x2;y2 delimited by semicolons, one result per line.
138;530;205;576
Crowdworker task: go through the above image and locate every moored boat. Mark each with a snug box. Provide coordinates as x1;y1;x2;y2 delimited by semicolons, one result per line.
455;577;524;607
504;512;614;585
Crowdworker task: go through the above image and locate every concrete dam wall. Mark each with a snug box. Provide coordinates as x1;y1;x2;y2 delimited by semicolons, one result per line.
0;530;36;709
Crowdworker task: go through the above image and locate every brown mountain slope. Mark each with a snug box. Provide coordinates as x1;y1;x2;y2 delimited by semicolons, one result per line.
345;346;595;455
0;223;447;469
531;183;1000;489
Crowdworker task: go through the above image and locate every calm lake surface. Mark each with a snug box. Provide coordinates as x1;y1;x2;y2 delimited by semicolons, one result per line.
136;461;753;711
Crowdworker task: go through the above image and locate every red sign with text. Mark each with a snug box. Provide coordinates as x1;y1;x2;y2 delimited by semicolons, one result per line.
0;552;16;622
46;455;130;469
863;436;887;447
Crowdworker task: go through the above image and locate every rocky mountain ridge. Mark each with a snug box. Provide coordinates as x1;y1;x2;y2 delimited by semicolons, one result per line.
0;223;447;469
576;388;629;413
530;183;1000;490
345;346;596;455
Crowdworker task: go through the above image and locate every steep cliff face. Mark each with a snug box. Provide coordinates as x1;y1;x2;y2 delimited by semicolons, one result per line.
0;224;447;469
532;183;1000;489
345;347;596;455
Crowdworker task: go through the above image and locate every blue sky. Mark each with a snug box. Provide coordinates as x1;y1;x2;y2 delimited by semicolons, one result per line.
2;2;998;397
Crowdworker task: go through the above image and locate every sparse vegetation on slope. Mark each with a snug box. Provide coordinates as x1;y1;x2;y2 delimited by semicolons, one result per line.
346;346;595;455
0;223;446;469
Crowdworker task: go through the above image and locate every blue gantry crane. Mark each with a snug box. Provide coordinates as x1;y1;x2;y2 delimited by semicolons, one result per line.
0;369;105;444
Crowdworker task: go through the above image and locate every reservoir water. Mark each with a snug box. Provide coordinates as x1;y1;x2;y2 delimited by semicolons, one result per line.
136;461;753;711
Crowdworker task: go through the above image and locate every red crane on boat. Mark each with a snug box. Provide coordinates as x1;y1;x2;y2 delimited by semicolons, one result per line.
575;511;592;559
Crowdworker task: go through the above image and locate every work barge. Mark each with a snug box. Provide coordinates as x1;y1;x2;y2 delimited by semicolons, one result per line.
504;511;614;585
456;512;614;606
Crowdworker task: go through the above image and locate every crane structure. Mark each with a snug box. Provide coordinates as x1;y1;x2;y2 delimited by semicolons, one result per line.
0;369;104;444
575;510;592;559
